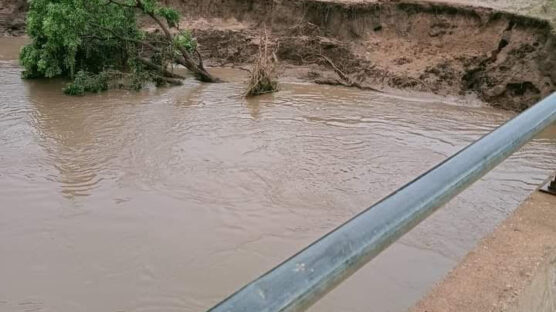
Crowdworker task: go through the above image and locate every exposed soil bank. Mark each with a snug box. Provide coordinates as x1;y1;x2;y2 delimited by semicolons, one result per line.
166;0;556;110
412;190;556;312
3;0;555;110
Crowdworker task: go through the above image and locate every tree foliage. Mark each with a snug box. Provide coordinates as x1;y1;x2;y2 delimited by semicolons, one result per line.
21;0;216;95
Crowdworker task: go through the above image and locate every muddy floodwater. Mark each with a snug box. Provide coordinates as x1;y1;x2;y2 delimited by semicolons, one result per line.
0;37;555;312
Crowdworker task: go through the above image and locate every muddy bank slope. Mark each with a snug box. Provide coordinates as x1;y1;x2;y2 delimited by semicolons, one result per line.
0;0;26;36
2;0;554;110
167;0;556;110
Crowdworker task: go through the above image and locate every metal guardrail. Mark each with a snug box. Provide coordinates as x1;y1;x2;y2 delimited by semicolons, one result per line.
208;93;556;312
540;174;556;195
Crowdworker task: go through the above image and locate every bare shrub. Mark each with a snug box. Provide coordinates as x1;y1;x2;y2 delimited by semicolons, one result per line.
245;31;279;97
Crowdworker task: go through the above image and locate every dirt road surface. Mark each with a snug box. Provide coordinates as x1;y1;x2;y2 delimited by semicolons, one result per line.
413;190;556;312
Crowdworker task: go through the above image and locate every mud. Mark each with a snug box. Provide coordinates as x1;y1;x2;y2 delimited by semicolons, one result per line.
0;0;26;36
2;0;555;110
166;0;556;110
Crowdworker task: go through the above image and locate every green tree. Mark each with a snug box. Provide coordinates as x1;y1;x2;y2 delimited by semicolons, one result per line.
20;0;217;95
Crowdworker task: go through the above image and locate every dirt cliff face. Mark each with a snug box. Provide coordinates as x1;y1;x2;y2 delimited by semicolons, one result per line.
3;0;555;110
0;0;27;36
167;0;556;110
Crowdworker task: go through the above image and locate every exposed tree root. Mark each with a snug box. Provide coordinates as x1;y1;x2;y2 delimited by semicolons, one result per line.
317;54;382;92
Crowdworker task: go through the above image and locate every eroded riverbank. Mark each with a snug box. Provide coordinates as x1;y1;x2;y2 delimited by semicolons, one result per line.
2;0;555;110
1;37;555;311
168;0;556;110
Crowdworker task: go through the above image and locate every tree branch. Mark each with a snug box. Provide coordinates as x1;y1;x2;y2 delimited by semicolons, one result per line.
89;22;161;52
154;76;183;85
105;0;137;8
318;54;381;92
137;57;185;79
107;0;218;82
194;48;204;68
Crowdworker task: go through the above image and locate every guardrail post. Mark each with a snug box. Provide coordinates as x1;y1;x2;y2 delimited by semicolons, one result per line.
540;174;556;195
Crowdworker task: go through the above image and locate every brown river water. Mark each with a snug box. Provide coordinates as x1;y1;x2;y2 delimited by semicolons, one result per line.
0;37;555;312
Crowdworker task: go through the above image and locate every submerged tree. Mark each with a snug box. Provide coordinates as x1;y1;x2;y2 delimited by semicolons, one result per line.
245;31;278;97
20;0;218;95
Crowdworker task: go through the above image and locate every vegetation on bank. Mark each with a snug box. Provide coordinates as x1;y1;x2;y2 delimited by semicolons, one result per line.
20;0;218;95
245;32;279;97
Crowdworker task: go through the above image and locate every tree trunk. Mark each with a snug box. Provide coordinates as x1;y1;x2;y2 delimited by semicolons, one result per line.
146;11;219;83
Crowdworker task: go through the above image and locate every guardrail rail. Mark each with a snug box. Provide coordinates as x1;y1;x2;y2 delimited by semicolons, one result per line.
208;93;556;312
